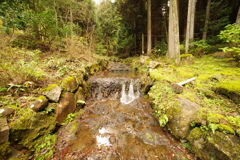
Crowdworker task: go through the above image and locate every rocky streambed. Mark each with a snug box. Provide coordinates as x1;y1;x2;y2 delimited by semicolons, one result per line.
53;68;195;160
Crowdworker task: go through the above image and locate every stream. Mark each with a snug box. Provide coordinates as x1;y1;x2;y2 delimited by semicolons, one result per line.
53;64;196;160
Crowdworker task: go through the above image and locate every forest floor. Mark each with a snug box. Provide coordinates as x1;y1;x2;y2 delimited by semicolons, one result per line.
125;54;240;147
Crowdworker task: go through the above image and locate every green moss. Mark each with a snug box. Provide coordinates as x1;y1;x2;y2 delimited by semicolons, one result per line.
4;104;18;110
36;96;47;101
9;109;56;148
62;76;75;84
180;54;193;58
0;142;11;157
42;84;58;92
227;116;240;128
188;127;207;140
218;124;235;134
207;113;227;124
215;80;240;94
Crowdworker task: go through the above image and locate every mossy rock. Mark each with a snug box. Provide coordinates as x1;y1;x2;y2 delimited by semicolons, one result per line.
42;84;62;102
0;142;11;158
61;76;78;93
9;109;56;149
188;128;240;160
166;97;201;139
217;124;235;134
214;80;240;104
206;113;227;124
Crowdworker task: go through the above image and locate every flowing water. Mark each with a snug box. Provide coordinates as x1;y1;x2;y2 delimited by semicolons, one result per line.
53;69;196;160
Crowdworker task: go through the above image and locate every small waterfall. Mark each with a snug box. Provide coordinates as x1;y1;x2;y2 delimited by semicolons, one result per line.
120;83;127;103
120;80;139;104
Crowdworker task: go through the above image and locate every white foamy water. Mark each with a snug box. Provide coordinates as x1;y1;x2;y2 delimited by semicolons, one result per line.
120;80;139;104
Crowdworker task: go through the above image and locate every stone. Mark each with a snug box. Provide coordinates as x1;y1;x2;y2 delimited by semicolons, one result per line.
180;54;194;65
0;107;15;116
43;84;62;102
30;96;48;111
140;56;149;64
56;92;76;125
149;61;160;69
0;118;9;143
167;97;200;139
61;76;78;93
74;87;86;105
188;129;240;160
9;110;56;148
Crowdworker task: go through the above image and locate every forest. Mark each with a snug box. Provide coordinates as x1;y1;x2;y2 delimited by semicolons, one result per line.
0;0;240;159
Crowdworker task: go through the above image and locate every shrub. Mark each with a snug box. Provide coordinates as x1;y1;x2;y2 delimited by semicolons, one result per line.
218;23;240;62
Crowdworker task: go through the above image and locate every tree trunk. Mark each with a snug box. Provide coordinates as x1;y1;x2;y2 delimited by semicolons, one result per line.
185;0;196;54
236;6;240;24
54;0;58;28
70;6;73;39
167;0;180;65
147;0;152;55
202;0;211;40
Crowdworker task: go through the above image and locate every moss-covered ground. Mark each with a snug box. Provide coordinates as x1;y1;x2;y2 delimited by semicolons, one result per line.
125;54;240;138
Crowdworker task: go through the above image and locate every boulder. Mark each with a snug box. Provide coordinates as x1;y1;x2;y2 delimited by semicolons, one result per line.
9;110;56;148
30;96;48;111
0;118;9;143
0;106;15;116
74;87;86;105
61;76;78;93
167;97;200;139
56;92;76;125
188;128;240;160
43;84;62;102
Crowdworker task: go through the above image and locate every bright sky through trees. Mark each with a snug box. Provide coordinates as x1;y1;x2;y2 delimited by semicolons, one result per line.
93;0;115;4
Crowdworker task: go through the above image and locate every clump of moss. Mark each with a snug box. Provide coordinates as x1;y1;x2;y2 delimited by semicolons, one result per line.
207;113;227;124
9;109;56;149
180;54;193;58
188;127;208;141
215;80;240;94
0;142;11;158
218;124;235;134
42;84;58;92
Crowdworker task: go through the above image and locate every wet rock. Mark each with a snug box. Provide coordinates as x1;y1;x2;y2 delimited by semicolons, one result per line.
167;97;200;139
0;106;15;116
188;128;240;160
30;96;48;111
61;76;79;93
43;84;62;102
107;62;132;72
89;77;140;100
0;118;9;143
56;92;76;125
